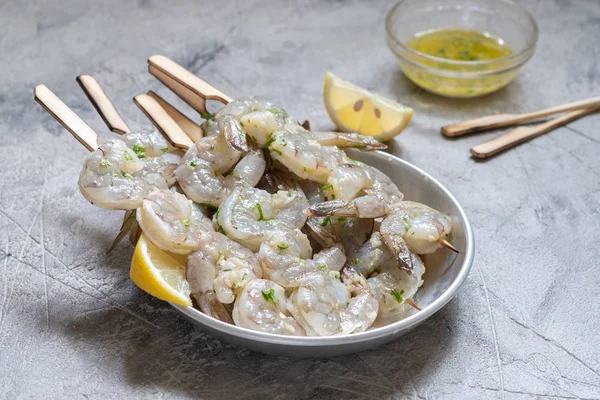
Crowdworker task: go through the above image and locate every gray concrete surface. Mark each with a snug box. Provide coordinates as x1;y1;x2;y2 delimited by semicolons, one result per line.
1;0;599;398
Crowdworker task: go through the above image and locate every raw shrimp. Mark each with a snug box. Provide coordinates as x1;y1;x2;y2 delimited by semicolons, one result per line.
216;99;387;150
216;186;308;252
259;228;345;288
78;139;168;210
307;163;404;218
232;279;305;336
343;232;425;313
186;231;262;310
287;270;379;336
122;130;183;186
136;189;213;254
380;201;453;254
176;115;266;206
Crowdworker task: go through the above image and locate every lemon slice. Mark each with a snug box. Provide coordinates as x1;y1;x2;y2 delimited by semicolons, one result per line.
323;72;413;142
130;234;192;306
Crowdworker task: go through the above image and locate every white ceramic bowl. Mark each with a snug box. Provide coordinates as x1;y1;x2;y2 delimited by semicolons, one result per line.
172;150;474;357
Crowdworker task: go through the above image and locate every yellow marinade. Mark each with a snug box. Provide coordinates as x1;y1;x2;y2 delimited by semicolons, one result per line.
399;29;515;97
408;29;513;61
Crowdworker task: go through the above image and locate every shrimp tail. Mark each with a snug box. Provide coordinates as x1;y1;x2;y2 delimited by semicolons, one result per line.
219;115;249;152
311;132;388;151
381;233;414;274
191;292;234;324
106;210;137;253
306;197;390;218
304;217;339;248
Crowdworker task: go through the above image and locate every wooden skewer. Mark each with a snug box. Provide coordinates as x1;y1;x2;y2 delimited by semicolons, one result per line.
406;299;422;311
76;75;131;135
147;90;204;142
148;55;232;114
34;84;99;151
439;239;459;253
470;107;599;159
133;94;194;150
442;95;600;137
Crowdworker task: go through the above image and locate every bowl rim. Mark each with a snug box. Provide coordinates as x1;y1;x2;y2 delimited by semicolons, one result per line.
385;0;539;71
171;150;475;347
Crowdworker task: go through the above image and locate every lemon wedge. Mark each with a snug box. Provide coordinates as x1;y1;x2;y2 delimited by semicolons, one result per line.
130;234;192;306
323;72;413;142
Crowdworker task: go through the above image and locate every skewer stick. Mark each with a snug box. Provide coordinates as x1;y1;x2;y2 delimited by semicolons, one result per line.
440;239;459;253
147;90;203;142
148;55;232;114
33;84;99;151
442;95;600;137
133;94;194;150
470;107;599;159
76;75;131;134
406;299;422;311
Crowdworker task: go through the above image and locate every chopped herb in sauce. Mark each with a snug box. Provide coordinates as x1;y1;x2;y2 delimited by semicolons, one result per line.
123;151;133;161
190;160;199;167
277;242;289;250
181;219;190;227
321;217;330;226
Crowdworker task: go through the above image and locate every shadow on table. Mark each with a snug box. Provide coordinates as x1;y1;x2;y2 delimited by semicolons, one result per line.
58;289;460;399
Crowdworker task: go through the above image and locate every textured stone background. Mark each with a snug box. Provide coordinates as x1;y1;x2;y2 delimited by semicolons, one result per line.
1;0;599;398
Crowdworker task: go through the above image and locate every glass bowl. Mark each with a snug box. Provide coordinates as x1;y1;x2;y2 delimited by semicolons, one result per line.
385;0;538;98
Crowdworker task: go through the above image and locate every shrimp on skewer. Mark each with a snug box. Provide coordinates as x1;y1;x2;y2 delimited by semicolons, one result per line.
306;163;403;218
186;231;262;321
135;189;213;254
216;186;308;252
259;228;345;288
343;232;425;313
176;116;266;207
232;279;305;335
287;270;379;336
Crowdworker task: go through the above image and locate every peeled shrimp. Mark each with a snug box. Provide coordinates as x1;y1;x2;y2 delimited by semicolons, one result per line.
380;201;453;254
307;163;404;218
176;115;266;206
216;186;308;252
287;270;379;336
136;189;213;254
78;139;168;210
122;130;183;186
342;232;425;313
232;279;305;336
259;228;345;288
186;231;262;308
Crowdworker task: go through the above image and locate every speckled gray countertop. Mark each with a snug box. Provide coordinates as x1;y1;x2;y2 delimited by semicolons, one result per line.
1;0;599;398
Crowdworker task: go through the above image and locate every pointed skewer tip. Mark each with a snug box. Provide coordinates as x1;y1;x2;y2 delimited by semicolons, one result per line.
440;239;459;253
406;299;422;311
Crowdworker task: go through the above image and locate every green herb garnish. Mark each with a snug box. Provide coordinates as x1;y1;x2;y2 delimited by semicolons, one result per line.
160;147;168;153
390;289;404;304
253;203;265;221
132;144;146;159
337;217;347;223
321;184;333;191
271;149;283;156
264;135;275;147
200;111;213;120
190;160;199;167
217;225;226;234
277;242;289;250
123;151;133;161
320;217;330;227
99;160;110;168
261;288;276;303
353;258;359;265
181;219;190;227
